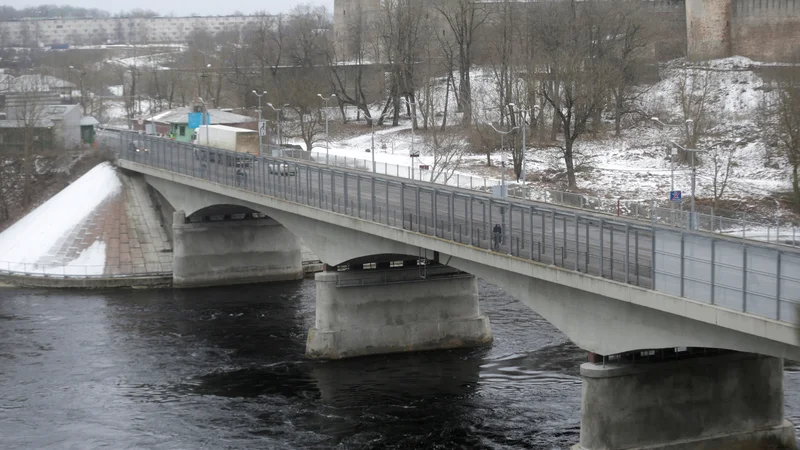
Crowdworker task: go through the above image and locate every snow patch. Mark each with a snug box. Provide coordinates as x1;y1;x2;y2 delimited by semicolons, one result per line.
0;163;121;271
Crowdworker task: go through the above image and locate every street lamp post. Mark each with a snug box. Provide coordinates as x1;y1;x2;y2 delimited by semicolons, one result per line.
489;123;519;198
317;93;336;165
402;99;419;180
267;103;283;155
370;111;392;174
506;103;540;182
198;97;211;146
652;117;699;229
252;90;267;156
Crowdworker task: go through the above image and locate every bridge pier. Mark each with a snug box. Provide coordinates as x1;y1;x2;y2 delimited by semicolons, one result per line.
306;266;492;359
172;211;303;288
574;352;796;450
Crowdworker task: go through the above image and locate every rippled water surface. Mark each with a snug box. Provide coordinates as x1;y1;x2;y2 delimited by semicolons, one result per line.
1;280;798;449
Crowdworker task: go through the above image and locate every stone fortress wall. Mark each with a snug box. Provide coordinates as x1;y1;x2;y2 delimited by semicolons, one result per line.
687;0;800;61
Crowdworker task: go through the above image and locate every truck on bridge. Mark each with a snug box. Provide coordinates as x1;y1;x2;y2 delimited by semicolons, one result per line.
195;125;259;156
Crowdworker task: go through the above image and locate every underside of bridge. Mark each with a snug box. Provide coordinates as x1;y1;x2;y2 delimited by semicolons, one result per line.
306;256;493;359
172;209;303;288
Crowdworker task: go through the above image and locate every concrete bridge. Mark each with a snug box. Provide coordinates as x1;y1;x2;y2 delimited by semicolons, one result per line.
111;132;799;450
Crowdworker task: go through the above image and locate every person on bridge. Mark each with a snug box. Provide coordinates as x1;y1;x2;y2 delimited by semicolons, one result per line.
493;223;502;250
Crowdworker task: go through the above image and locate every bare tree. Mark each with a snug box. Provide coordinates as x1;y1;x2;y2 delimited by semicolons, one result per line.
434;0;488;127
710;145;736;208
535;1;616;189
675;67;715;151
606;0;650;136
426;130;465;183
12;77;48;207
762;67;800;209
325;2;377;125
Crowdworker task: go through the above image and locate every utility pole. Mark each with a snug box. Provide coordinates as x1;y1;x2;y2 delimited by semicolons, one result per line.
404;99;418;180
489;123;519;198
652;117;700;229
267;103;283;155
252;90;267;156
371;111;391;174
318;93;336;165
198;97;211;146
507;103;540;183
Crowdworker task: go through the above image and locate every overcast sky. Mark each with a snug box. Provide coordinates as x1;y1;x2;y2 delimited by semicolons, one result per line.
8;0;334;16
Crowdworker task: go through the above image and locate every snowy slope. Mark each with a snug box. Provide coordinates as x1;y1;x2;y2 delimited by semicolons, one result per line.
0;163;121;273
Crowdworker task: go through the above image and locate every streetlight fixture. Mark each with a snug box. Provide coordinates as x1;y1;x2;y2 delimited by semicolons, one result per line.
266;102;283;154
403;99;419;179
506;103;540;182
489;123;519;198
318;93;336;165
198;97;213;146
252;90;267;156
370;110;392;174
652;117;701;229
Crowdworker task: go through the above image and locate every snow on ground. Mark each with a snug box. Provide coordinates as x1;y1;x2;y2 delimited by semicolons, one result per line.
64;241;107;276
302;57;793;224
0;163;121;273
108;85;123;96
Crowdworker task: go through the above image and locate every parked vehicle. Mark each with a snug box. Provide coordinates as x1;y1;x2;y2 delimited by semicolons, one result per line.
268;163;296;176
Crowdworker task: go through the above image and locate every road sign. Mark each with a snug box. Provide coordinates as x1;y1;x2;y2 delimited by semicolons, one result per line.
259;120;267;137
409;150;420;157
670;190;682;202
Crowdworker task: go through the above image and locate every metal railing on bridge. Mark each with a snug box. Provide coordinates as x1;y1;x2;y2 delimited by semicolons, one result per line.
109;131;800;326
268;144;799;248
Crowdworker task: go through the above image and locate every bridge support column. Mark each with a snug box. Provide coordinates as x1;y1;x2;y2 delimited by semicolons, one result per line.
574;352;796;450
306;267;492;359
172;211;302;288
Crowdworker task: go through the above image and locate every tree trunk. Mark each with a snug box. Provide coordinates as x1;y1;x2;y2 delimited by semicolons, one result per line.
564;137;577;189
793;163;800;210
614;90;623;137
550;81;560;141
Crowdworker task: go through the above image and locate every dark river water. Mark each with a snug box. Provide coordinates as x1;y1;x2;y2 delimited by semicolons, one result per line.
1;279;799;449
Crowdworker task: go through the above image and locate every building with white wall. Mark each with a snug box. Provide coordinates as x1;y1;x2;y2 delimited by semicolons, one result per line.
0;15;271;47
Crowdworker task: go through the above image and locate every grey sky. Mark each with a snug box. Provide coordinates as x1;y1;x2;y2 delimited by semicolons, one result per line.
7;0;334;16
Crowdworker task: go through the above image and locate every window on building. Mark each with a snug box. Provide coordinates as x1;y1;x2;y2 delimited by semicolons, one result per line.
179;125;186;136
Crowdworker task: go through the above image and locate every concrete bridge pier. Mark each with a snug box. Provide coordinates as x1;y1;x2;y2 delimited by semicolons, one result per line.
574;352;796;450
306;265;492;359
172;211;303;288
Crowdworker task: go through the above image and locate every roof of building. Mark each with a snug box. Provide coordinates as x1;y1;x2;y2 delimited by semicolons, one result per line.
80;116;100;126
1;104;79;128
198;124;257;133
142;107;255;125
0;74;75;93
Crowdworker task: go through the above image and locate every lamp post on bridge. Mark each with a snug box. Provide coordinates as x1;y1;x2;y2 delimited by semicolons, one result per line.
267;102;284;155
506;102;540;183
652;117;701;229
317;93;336;165
370;111;392;174
489;123;519;199
252;90;267;156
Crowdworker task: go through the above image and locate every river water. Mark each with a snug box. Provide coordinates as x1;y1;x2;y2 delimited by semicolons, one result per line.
1;280;798;449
